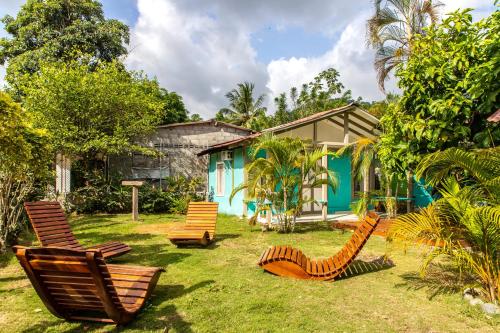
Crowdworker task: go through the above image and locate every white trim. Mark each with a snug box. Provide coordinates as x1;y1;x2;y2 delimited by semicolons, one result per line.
216;161;225;197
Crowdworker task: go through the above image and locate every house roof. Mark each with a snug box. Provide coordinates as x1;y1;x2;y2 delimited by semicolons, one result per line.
197;103;379;156
157;119;254;132
487;109;500;123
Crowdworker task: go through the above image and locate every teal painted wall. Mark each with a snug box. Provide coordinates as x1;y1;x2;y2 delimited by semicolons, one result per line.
413;177;433;208
208;148;245;215
327;154;352;212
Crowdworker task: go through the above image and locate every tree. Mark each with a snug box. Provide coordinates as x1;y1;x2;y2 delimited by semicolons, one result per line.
0;0;129;93
388;147;500;302
0;91;51;251
22;59;164;160
366;0;442;91
379;9;500;174
230;135;338;232
189;113;203;122
217;82;267;130
156;88;189;125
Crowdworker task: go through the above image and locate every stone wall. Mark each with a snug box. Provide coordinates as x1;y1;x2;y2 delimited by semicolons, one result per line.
109;122;251;189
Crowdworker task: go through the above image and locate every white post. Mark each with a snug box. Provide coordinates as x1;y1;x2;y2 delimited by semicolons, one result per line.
56;153;71;197
343;112;350;144
321;144;328;220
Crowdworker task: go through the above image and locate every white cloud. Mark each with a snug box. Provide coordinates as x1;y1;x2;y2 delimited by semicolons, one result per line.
266;12;395;106
126;0;269;117
126;0;369;117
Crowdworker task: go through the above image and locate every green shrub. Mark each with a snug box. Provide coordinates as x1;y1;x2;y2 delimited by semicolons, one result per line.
67;173;204;215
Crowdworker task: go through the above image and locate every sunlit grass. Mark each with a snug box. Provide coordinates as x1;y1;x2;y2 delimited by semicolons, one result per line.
0;213;498;332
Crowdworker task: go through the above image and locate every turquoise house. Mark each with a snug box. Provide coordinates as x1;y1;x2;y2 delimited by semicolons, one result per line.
199;103;431;217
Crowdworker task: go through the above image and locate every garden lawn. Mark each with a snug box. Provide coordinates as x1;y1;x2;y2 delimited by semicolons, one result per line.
0;213;499;332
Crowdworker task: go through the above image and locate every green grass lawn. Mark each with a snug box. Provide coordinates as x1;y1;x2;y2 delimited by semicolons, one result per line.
1;213;498;332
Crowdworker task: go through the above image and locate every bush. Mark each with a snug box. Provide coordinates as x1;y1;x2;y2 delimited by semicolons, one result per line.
67;173;204;215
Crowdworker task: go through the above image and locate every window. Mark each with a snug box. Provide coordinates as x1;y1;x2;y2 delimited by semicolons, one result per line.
216;162;225;196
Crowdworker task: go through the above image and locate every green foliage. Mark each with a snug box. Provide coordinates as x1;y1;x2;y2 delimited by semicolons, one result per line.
230;135;337;232
217;82;267;131
380;10;500;171
0;91;51;251
0;0;129;92
269;68;352;126
67;173;203;215
156;88;189;125
22;58;164;158
388;147;500;302
366;0;441;90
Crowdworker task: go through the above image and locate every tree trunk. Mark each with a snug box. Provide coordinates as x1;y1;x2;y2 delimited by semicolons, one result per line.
407;170;413;213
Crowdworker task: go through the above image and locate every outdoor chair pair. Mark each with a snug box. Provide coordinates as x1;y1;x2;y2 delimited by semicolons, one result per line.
15;200;219;325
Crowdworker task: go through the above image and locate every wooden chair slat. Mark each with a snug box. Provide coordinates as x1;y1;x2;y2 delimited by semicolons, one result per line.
13;246;164;324
257;213;382;280
167;202;218;246
24;201;131;259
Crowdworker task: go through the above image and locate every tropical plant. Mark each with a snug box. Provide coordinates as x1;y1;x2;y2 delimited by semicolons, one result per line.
366;0;442;91
388;147;500;302
378;9;500;176
0;0;129;95
22;58;164;160
217;82;267;130
0;91;51;251
230;135;338;232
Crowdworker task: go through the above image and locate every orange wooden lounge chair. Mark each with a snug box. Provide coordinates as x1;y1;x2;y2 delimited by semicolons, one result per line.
24;201;132;259
167;202;218;246
257;212;381;280
13;246;164;324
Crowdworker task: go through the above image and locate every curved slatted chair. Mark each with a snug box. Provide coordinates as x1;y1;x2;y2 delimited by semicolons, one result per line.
13;246;164;324
257;212;381;280
24;201;132;259
167;202;218;246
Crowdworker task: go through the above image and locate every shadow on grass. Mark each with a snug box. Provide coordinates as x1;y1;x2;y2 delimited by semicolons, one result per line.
395;263;475;300
336;256;395;280
20;281;215;332
115;243;192;268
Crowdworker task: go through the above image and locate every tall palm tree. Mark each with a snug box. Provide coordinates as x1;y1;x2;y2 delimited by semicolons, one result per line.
367;0;442;91
218;82;267;130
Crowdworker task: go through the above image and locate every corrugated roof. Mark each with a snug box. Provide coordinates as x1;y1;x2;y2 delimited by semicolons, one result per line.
157;119;254;132
197;103;379;156
487;109;500;123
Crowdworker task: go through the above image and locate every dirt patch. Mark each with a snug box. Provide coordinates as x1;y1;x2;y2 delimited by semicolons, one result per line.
135;223;184;235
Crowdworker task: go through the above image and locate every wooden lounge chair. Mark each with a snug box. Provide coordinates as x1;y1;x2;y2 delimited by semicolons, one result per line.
13;246;164;324
24;201;132;259
257;212;381;280
167;202;218;246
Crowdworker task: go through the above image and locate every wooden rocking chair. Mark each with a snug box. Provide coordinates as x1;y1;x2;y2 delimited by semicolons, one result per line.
24;201;132;259
13;246;164;324
257;212;381;280
167;202;218;246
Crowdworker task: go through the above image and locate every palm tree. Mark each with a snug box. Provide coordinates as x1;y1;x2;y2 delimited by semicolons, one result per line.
367;0;442;91
230;134;338;232
388;147;500;302
218;82;267;130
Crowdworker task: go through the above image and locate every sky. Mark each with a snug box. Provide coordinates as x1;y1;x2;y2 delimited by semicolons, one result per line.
0;0;496;118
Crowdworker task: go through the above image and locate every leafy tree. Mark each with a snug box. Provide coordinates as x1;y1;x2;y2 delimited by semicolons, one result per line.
189;113;203;121
22;59;164;160
379;9;500;174
230;135;338;232
0;91;51;251
0;0;129;93
156;88;189;125
367;0;442;91
388;147;500;302
217;82;267;130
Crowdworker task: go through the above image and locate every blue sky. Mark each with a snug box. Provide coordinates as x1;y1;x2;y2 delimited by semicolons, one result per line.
0;0;496;117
